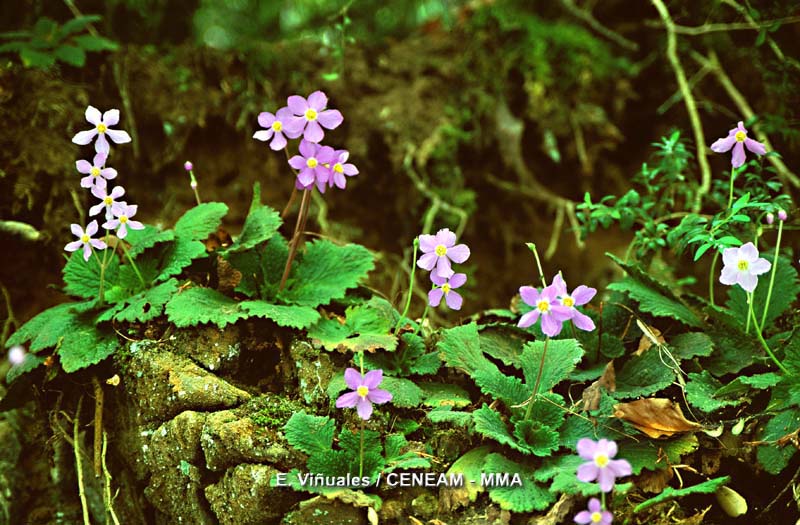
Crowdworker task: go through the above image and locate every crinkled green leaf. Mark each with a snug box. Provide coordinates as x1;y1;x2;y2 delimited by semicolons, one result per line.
284;411;335;456
58;322;118;373
483;453;554;512
634;476;731;512
420;383;471;408
713;372;782;398
512;419;559;456
438;323;486;375
63;250;120;299
444;447;492;502
536;454;598;496
54;44;84;66
125;224;174;258
686;371;742;413
174;202;228;241
427;406;473;426
7;301;91;352
609;277;701;327
670;332;714;359
615;348;676;398
165;287;246;328
380;377;423;408
756;409;800;474
307;297;397;352
279;240;374;307
520;338;584;393
113;278;178;323
619;434;698;475
726;255;800;330
6;353;45;383
226;183;282;253
473;405;524;452
157;236;208;281
472;367;529;408
383;434;430;472
239;300;320;329
479;326;525;367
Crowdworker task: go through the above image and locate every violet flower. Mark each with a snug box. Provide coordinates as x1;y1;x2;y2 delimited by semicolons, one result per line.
417;228;470;279
103;203;144;239
253;107;303;150
429;272;466;310
552;274;597;331
72;106;132;155
76;152;116;189
574;498;612;525
517;284;571;337
719;242;771;293
710;121;767;168
288;139;334;189
576;438;632;492
328;149;359;189
287;91;343;143
89;185;125;218
184;161;193;171
335;368;393;420
65;220;106;261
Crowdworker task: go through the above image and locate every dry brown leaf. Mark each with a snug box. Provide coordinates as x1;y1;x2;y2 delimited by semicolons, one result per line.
636;467;673;493
527;493;578;525
582;361;616;411
215;255;242;293
613;398;702;439
635;320;665;355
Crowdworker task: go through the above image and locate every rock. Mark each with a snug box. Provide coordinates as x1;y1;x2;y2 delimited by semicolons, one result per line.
205;463;300;525
174;324;244;373
200;409;295;472
125;342;251;422
282;497;369;525
410;492;438;519
289;339;337;405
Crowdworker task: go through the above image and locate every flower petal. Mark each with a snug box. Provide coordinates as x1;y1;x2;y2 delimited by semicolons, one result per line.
90;238;107;250
731;141;746;168
317;109;343;129
336;391;360;408
85;105;101;125
86;220;99;236
298;139;315;158
356;398;373;420
447;244;470;264
574;511;592;525
430;272;447;286
435;228;457;247
598;438;617;458
65;240;83;252
102;109;120;126
363;369;383;389
710;134;736;153
367;388;392;404
519;286;540;306
720;265;738;286
737;272;758;292
417;252;438;271
72;129;97;145
445;290;463;310
576;462;599;483
418;234;438;253
608;458;632;477
304;121;324;143
95;133;110;155
76;160;92;173
287;95;308;115
572;311;596;331
270;132;287;151
344;368;362;390
82;243;92;261
257;111;275;128
739;242;758;261
597;467;616;492
106;129;131;144
744;137;766;155
541;314;564;337
288;155;306;170
275;107;294;121
307;90;328;111
577;438;597;459
435;257;454;279
448;273;467;288
721;247;738;267
749;258;771;275
571;285;596;305
428;288;444;307
343;163;359;176
101;167;117;180
551;274;568;296
517;310;539;328
253;129;274;142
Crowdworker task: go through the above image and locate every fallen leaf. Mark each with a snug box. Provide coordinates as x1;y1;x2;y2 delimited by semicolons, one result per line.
636;319;665;355
527;493;578;525
614;398;702;439
716;486;747;517
636;467;673;493
215;255;242;293
582;361;616;411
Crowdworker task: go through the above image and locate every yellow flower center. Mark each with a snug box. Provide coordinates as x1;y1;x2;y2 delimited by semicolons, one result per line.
562;296;575;308
591;511;603;523
435;244;447;257
90;167;101;177
333;163;344;173
537;300;550;313
305;108;318;121
735;130;746;142
97;123;107;133
271;121;282;132
80;234;89;243
442;283;451;294
595;454;609;467
306;157;318;169
356;385;369;398
737;259;749;271
120;216;128;224
104;196;113;205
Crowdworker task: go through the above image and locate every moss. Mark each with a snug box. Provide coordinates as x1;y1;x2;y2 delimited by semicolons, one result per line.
246;393;305;428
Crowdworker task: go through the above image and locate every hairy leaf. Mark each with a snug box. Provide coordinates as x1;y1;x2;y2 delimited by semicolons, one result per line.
165;287;246;328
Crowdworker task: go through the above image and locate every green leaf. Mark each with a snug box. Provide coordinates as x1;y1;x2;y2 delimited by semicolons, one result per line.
483;453;554;512
756;409;800;474
670;332;714;360
479;326;525;366
520;339;584;393
157;236;208;281
615;348;676;398
383;434;430;471
380;377;423;408
239;300;320;329
438;323;486;375
113;279;178;323
6;353;45;383
279;240;374;307
472;367;529;408
608;277;701;327
58;322;118;373
536;454;598;496
225;183;282;253
685;371;742;413
713;372;782;398
307;297;397;352
726;255;800;330
72;34;118;52
427;406;473;426
284;411;335;456
54;44;85;66
444;447;492;502
174;202;228;241
473;405;525;453
420;383;471;408
32;17;57;38
7;302;91;351
125;224;174;258
165;287;246;328
63;250;120;299
634;476;731;512
619;435;698;475
20;47;55;68
512;419;560;456
58;15;101;37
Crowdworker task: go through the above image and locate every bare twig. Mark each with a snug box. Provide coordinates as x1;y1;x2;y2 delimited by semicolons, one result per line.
657;62;712;115
559;0;638;51
651;0;711;212
402;149;468;238
101;431;122;525
0;283;16;347
645;15;800;36
74;397;91;525
92;376;103;477
691;50;800;189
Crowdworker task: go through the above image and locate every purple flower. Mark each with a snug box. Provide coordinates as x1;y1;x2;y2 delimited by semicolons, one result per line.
766;212;775;225
417;228;470;279
8;345;26;366
103;203;144;239
777;209;788;222
288;139;335;189
72;106;132;155
429;272;466;310
719;242;771;293
574;498;612;525
577;438;632;492
710;121;767;168
184;161;193;171
328;149;359;189
552;274;597;331
76;152;116;189
517;284;571;337
335;368;393;420
253;107;303;150
89;185;125;218
287;91;343;143
65;220;106;261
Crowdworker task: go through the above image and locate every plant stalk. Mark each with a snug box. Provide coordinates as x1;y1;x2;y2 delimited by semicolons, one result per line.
748;300;788;374
279;189;311;291
525;337;550;420
759;219;783;330
395;238;419;332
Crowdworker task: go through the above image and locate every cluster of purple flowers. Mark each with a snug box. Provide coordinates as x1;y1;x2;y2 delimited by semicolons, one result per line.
67;106;142;260
253;91;358;192
335;368;393;421
416;228;471;311
518;273;597;337
710;121;766;169
574;438;632;524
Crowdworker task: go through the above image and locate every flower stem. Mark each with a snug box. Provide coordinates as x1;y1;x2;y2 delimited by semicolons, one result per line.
395;238;419;332
413;303;430;336
708;250;719;307
525;337;550;420
526;243;547;287
119;241;146;287
279;189;311;292
748;300;788;374
188;169;202;205
759;219;783;330
726;166;736;210
359;419;365;478
93;245;107;307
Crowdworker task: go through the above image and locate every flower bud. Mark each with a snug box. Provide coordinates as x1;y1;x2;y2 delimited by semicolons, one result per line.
190;180;198;189
765;213;774;225
777;209;787;221
184;161;193;171
8;345;26;366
